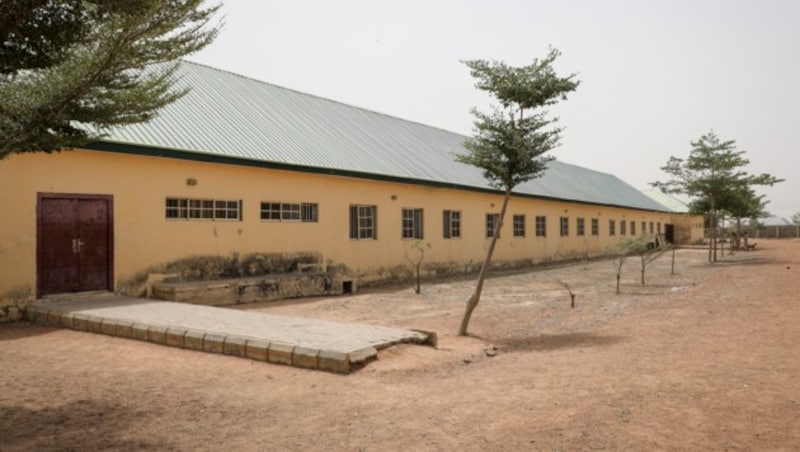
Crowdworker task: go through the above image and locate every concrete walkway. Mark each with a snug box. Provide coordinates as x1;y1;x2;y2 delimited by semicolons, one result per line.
24;294;432;373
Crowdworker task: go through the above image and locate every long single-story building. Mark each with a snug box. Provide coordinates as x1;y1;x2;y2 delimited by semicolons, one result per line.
0;61;702;314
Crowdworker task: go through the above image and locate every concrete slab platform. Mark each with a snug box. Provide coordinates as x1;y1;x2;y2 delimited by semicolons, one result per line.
24;294;431;373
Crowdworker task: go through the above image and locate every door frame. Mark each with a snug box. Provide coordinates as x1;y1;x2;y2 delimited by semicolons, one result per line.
36;192;115;298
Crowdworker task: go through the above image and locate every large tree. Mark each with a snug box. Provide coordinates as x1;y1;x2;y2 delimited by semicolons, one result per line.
0;0;221;160
653;131;781;262
456;48;579;336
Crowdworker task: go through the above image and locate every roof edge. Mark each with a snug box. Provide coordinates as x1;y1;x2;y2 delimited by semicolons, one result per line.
85;140;673;214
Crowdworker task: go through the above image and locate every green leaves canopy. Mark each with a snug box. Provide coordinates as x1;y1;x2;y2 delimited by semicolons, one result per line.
0;0;221;159
653;130;782;213
457;48;580;190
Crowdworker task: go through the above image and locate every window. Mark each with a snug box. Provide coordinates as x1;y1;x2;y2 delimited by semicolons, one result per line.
591;218;599;236
657;222;662;234
630;221;636;235
349;205;377;240
609;219;616;236
620;220;626;235
301;203;319;222
559;216;569;237
486;213;500;238
535;216;546;237
641;222;647;236
513;214;525;237
166;198;241;221
649;222;654;234
402;208;424;239
443;210;461;239
260;202;318;222
577;217;585;236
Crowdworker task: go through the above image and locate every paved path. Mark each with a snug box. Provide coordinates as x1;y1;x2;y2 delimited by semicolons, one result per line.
25;294;432;373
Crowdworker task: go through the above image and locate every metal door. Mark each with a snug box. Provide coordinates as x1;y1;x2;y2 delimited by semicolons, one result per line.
37;194;113;297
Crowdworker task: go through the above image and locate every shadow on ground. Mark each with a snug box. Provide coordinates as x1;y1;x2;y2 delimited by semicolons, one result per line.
500;332;626;352
0;399;169;450
0;323;60;341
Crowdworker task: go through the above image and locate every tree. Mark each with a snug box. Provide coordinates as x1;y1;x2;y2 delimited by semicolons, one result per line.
456;48;579;336
0;0;221;160
792;212;800;225
406;240;431;295
610;235;668;294
653;131;781;263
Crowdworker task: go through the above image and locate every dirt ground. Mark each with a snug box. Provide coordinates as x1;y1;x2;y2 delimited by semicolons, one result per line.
2;240;799;451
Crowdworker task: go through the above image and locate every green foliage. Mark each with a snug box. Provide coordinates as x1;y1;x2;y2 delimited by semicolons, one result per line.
653;131;782;211
456;48;579;336
0;0;221;159
611;235;669;290
653;130;782;262
457;48;580;190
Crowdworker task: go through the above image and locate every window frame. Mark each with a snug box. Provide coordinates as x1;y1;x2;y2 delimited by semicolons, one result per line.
486;213;500;238
443;210;461;239
609;219;616;236
591;218;599;236
260;202;318;222
512;214;525;237
535;215;547;237
576;217;585;236
402;208;424;240
166;197;241;221
559;216;569;237
349;205;377;240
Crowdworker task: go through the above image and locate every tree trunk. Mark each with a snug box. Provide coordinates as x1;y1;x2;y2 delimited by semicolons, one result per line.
414;262;421;294
458;187;511;336
640;258;645;285
671;246;675;275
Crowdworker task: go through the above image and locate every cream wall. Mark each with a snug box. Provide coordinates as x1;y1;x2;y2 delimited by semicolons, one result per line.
0;149;688;298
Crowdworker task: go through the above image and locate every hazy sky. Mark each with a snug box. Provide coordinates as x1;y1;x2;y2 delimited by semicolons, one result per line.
187;0;799;218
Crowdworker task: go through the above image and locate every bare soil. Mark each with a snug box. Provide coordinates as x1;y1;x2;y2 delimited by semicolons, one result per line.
2;240;799;451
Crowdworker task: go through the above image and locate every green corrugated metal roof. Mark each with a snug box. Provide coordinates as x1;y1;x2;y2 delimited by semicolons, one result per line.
640;189;690;213
98;61;669;212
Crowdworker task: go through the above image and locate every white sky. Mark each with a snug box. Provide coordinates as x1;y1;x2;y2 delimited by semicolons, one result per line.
187;0;799;218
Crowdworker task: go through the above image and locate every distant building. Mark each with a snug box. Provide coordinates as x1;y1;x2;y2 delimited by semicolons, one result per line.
0;61;702;305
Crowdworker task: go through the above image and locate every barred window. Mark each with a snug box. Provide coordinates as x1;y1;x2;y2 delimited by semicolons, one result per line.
630;221;636;235
166;198;241;221
261;202;318;222
402;208;424;239
591;218;599;236
513;214;525;237
349;205;377;240
620;220;626;235
486;213;500;238
560;216;569;237
443;210;461;239
609;219;616;236
577;217;585;236
535;216;546;237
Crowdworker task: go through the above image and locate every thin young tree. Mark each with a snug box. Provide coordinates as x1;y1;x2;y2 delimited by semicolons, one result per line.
456;48;579;336
0;0;221;159
653;130;781;263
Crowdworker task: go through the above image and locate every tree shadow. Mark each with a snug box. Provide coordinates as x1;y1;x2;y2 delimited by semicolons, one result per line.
500;332;626;352
0;322;60;341
0;399;170;450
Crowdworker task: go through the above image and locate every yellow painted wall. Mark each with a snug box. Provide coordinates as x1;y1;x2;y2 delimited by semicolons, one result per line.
0;149;695;298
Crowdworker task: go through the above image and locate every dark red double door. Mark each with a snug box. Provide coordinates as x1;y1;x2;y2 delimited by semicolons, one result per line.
37;194;114;297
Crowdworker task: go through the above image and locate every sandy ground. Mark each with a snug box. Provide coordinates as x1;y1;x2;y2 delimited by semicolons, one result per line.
2;240;799;451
